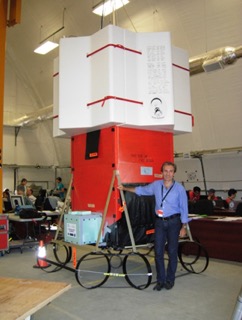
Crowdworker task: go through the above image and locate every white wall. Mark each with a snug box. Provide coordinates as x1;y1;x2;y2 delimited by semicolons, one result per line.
3;63;71;192
175;152;242;200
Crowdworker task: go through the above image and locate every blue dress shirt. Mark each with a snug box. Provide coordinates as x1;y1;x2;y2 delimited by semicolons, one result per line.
135;180;189;224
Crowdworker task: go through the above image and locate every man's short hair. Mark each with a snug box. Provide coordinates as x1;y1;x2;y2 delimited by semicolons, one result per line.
193;186;201;193
161;161;177;173
228;188;237;196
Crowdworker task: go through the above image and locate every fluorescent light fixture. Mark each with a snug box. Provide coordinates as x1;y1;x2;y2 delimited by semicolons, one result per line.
34;41;59;55
93;0;129;17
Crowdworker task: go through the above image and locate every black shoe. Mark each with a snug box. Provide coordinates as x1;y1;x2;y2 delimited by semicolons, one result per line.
153;282;164;291
165;281;174;290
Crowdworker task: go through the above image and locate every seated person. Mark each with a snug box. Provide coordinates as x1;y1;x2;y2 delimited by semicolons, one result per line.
17;189;35;207
225;188;237;209
26;187;37;205
207;188;218;202
3;188;11;201
188;186;201;202
3;189;12;212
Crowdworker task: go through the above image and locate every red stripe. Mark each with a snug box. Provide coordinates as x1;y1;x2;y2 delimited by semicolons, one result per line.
175;109;194;126
172;63;189;72
53;115;59;119
87;43;142;58
87;95;143;107
53;72;59;77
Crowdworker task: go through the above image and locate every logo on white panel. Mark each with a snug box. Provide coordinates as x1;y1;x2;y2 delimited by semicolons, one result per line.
150;97;165;119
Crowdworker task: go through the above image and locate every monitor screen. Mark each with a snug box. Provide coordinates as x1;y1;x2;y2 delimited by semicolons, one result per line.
10;195;24;209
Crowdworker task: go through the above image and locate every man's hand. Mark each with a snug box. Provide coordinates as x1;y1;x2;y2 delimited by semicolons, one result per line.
179;225;187;238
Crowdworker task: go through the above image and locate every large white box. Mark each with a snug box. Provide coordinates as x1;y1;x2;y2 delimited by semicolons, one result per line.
64;213;102;245
56;25;192;137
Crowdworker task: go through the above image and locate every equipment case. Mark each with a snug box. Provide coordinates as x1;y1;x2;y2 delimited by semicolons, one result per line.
0;214;9;253
64;213;102;245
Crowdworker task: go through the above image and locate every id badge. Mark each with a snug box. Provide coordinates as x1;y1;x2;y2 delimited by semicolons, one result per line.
156;209;164;217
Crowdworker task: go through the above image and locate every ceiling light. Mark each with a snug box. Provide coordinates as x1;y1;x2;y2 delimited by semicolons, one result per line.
92;0;129;17
34;8;66;55
34;41;59;55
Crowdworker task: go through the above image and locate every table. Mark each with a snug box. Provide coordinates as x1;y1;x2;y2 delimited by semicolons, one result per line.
189;215;242;262
8;213;45;237
8;214;45;250
0;277;71;320
213;208;238;216
41;210;61;230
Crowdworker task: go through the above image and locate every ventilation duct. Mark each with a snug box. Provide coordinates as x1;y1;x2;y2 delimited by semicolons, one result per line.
4;105;54;127
189;45;242;75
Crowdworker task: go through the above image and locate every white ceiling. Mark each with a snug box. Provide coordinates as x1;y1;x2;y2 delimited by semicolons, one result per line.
4;0;242;157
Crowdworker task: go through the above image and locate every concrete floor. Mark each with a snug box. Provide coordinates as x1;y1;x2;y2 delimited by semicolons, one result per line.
1;243;241;320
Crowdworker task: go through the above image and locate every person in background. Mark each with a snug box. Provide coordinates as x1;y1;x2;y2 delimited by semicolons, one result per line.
26;187;37;205
225;188;237;209
3;188;11;201
2;189;12;212
207;188;218;201
118;161;189;291
16;178;28;195
53;177;65;201
17;189;34;207
188;186;201;202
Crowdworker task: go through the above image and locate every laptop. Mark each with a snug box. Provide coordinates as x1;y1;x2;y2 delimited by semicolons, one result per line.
214;199;226;209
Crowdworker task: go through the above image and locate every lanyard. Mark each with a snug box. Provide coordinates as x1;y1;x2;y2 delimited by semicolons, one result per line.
161;182;175;207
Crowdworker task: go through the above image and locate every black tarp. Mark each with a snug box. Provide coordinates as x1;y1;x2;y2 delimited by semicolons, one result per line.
105;191;156;248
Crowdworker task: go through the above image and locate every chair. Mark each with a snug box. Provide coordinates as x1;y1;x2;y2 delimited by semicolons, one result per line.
35;189;47;211
192;199;214;215
235;202;242;216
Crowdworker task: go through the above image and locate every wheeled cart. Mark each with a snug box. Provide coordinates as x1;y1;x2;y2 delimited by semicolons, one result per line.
36;172;209;290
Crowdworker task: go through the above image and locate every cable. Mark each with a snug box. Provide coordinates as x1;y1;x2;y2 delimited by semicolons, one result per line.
121;1;137;32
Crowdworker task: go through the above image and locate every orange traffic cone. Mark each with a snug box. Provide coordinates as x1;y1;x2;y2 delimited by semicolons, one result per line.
33;240;50;268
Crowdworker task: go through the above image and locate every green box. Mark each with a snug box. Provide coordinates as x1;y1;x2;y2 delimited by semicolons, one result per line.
64;213;102;245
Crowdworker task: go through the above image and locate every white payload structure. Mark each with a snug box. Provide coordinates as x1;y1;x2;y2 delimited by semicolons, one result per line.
53;25;192;137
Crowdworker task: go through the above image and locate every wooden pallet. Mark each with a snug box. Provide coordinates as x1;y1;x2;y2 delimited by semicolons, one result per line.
0;277;71;320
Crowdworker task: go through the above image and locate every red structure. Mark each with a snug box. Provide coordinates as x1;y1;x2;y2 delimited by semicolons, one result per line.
71;126;173;227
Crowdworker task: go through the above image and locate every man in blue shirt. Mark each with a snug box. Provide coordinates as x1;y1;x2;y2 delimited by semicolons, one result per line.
118;161;189;290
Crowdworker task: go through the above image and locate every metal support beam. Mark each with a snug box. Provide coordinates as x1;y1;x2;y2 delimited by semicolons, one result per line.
7;0;21;27
0;0;8;212
193;155;208;196
14;126;21;146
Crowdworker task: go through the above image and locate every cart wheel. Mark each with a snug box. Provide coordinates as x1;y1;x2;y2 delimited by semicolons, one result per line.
36;243;69;273
75;252;110;289
123;252;152;290
53;243;72;264
178;240;209;274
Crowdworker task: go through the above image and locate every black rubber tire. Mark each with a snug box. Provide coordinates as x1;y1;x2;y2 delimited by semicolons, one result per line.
75;252;111;289
123;252;152;290
178;240;209;274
